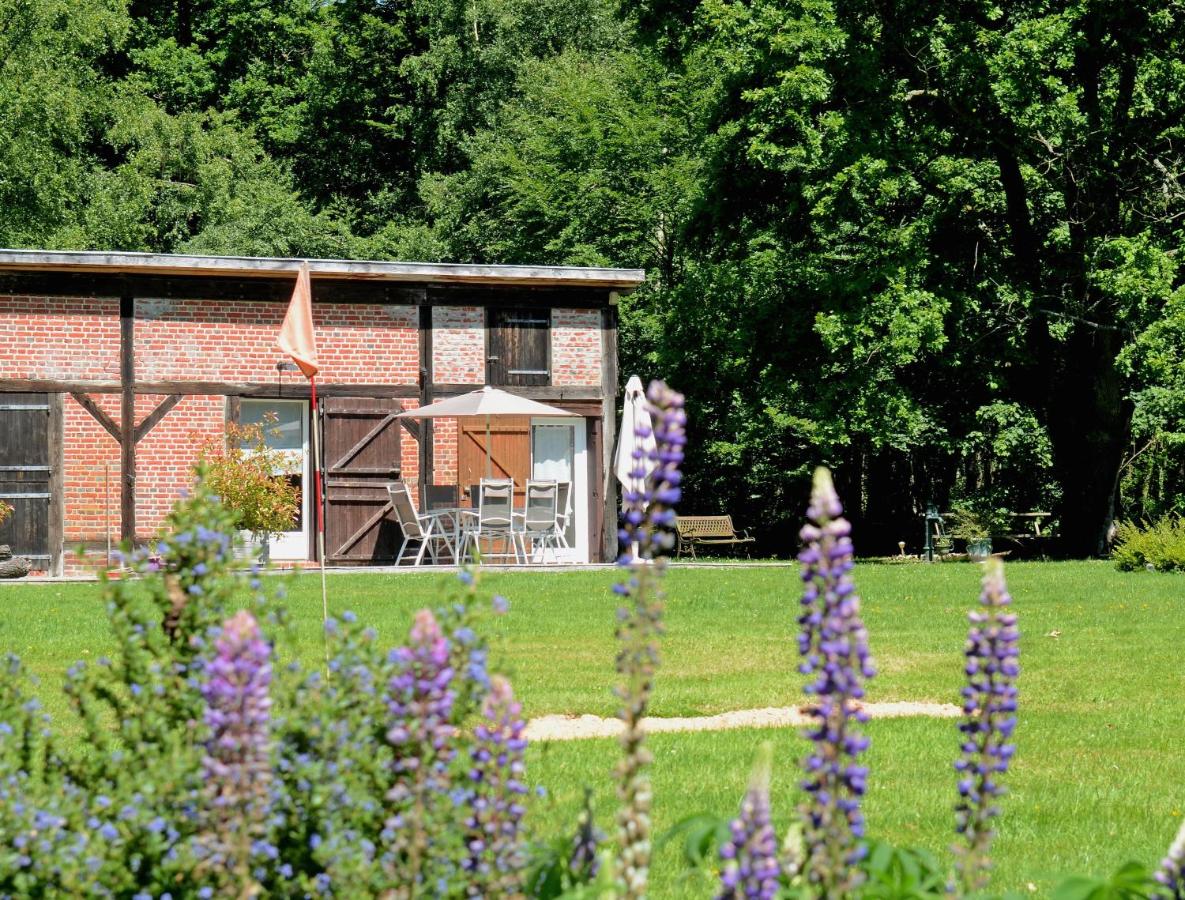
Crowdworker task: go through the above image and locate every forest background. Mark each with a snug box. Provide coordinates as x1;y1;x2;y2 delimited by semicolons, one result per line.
5;0;1185;557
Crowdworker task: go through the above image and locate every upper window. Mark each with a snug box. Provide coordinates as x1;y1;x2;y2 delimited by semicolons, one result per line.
487;308;550;386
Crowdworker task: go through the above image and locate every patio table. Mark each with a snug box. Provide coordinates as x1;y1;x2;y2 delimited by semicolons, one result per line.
424;505;530;565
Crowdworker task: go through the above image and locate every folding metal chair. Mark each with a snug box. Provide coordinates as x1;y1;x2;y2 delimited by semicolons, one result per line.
387;482;454;565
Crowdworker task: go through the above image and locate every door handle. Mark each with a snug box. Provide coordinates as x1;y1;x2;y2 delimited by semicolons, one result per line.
487;355;500;362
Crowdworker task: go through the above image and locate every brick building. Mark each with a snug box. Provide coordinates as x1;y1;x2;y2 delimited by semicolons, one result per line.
0;250;644;573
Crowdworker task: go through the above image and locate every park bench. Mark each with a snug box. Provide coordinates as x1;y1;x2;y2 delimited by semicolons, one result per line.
675;515;756;559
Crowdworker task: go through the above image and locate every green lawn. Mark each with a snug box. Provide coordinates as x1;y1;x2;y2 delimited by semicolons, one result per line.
2;561;1184;895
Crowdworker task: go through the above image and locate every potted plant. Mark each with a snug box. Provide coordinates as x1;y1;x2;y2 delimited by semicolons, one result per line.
196;421;300;562
947;503;998;560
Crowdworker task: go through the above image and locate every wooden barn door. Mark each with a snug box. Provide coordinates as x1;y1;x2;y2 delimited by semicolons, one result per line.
458;416;531;506
487;308;550;386
322;397;404;564
0;393;59;572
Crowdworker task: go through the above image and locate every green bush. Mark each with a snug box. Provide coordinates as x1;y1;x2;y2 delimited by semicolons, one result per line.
1112;517;1185;571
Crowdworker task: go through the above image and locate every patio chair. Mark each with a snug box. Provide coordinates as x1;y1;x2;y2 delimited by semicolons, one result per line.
553;480;573;550
516;480;560;563
459;478;523;564
424;484;459;510
387;482;454;566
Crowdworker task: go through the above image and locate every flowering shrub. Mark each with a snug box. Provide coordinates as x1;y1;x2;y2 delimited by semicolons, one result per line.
197;421;300;539
0;499;11;527
0;479;528;897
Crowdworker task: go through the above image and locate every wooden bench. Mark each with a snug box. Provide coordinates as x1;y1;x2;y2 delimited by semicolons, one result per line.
675;515;756;559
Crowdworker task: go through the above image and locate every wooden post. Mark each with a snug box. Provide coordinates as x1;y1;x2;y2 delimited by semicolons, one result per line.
120;295;135;543
600;301;619;563
418;303;433;506
48;393;63;575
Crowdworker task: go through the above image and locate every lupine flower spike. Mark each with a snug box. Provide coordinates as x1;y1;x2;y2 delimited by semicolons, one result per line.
613;380;685;900
796;467;875;896
463;675;528;896
385;609;457;892
718;742;780;900
198;610;274;895
953;559;1019;894
1156;817;1185;898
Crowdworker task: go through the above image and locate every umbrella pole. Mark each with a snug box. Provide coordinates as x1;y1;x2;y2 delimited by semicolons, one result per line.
485;415;492;479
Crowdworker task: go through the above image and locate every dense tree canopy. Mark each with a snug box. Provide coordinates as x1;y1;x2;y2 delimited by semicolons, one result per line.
5;0;1185;555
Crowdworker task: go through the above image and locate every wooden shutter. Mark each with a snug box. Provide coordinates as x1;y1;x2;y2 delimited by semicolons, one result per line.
488;308;550;386
322;397;404;564
0;393;56;570
457;416;531;507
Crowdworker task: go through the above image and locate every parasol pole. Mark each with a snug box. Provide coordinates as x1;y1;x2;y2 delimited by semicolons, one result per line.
485;414;493;479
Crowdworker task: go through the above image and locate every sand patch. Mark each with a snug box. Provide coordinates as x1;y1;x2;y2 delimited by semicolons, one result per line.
525;700;961;742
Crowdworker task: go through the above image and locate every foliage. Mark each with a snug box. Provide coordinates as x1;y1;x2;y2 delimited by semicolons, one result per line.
0;500;11;527
1111;518;1185;572
0;480;529;896
196;420;300;538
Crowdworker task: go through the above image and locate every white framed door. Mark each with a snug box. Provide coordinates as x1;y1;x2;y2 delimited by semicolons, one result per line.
238;399;310;560
530;418;588;563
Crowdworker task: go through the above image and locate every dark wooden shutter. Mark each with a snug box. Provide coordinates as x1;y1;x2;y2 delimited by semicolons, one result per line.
0;393;54;570
488;308;550;386
322;397;404;564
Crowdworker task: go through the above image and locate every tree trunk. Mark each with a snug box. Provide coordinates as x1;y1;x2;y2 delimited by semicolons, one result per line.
1045;328;1131;557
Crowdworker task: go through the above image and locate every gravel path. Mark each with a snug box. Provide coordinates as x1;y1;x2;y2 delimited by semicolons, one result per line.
524;700;961;742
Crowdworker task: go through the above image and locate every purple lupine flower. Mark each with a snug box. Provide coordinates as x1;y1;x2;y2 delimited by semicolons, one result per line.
613;381;685;900
1156;818;1185;898
198;610;272;890
384;609;457;890
570;788;604;883
462;675;528;896
796;467;875;895
953;560;1019;894
718;743;780;900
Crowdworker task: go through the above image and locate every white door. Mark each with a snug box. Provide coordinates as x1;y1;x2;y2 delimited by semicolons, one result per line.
531;419;588;562
239;399;310;560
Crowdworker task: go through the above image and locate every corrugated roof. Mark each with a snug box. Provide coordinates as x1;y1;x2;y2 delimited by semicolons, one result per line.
0;249;646;291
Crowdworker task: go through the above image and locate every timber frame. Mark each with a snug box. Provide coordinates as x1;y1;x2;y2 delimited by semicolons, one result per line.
0;250;644;563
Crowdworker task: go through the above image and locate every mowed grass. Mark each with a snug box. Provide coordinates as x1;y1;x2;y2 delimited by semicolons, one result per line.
2;561;1185;894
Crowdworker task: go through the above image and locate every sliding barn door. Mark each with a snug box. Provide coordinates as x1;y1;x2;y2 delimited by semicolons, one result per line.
322;397;404;564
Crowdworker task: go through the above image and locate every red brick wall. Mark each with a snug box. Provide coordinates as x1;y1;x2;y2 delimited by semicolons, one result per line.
432;306;484;383
136;395;224;530
135;298;419;384
0;296;119;381
432;418;459;485
399;399;421;486
551;308;602;386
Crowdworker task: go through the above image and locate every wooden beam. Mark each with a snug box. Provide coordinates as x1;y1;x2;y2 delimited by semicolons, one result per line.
398;418;422;442
0;273;632;305
419;303;433;505
429;383;602;401
133;394;182;443
120;295;135;542
600;305;619;563
1;379;423;398
68;392;122;442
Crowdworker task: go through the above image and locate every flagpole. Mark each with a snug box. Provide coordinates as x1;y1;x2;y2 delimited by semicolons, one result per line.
310;376;329;642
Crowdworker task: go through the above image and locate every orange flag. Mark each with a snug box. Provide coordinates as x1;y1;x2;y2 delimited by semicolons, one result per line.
277;263;319;378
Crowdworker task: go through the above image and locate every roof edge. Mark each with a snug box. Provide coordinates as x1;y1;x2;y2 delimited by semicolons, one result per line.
0;250;646;290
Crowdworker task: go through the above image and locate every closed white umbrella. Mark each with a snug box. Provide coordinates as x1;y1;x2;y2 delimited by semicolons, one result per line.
615;376;657;491
397;385;571;478
615;376;657;560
